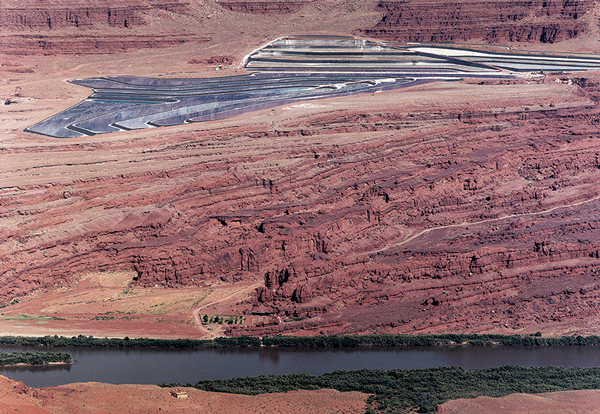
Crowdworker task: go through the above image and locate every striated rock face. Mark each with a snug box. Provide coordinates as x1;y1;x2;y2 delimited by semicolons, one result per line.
363;0;593;43
4;73;600;336
3;0;596;57
5;7;139;31
219;1;313;14
2;34;210;55
0;0;205;55
2;1;189;30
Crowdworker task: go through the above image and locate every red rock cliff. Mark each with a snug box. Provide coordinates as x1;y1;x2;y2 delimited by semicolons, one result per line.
218;0;313;14
1;1;189;30
4;75;600;336
363;0;593;43
0;0;206;54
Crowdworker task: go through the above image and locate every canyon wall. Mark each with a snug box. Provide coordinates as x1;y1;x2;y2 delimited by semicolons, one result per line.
218;1;313;14
1;3;189;31
363;0;594;43
3;0;597;56
4;0;600;336
1;34;210;55
0;0;205;55
4;74;600;335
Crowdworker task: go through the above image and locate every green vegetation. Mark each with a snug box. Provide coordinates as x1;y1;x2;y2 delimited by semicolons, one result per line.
0;333;599;350
0;334;261;348
90;315;140;321
262;333;600;347
3;314;64;321
202;314;245;325
0;299;20;309
283;315;308;323
161;365;600;413
0;351;72;367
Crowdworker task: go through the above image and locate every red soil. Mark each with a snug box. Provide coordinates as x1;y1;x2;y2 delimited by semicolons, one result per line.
3;372;600;414
438;389;600;413
0;375;368;414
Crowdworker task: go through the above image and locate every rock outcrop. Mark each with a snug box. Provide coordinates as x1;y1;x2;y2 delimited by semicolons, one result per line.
363;0;593;43
0;0;205;55
1;1;190;30
2;34;210;55
4;0;600;337
3;0;595;56
4;72;600;336
219;1;313;14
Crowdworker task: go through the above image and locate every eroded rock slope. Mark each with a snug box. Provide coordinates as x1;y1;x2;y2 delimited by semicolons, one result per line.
4;0;600;337
3;74;600;336
364;0;595;43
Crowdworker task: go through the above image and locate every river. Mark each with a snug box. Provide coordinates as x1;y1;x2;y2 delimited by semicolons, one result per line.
2;345;600;388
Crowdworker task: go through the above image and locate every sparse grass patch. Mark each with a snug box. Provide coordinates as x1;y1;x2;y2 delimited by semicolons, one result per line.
79;271;136;288
4;314;64;321
90;315;140;321
191;289;213;308
0;300;20;309
284;316;308;323
41;287;217;315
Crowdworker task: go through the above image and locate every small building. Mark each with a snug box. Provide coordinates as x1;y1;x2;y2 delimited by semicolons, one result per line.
170;389;188;399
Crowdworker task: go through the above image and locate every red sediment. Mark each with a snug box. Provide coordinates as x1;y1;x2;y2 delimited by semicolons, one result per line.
363;0;592;43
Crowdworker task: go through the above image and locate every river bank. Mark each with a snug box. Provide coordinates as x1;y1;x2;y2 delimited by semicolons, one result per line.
2;339;600;412
0;332;599;349
0;374;369;414
168;365;600;413
4;340;600;388
2;366;600;414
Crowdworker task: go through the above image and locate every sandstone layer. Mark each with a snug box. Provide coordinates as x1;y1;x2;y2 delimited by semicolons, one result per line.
4;0;599;56
4;71;600;338
3;0;600;339
0;0;207;55
219;0;314;15
0;0;381;55
364;0;596;44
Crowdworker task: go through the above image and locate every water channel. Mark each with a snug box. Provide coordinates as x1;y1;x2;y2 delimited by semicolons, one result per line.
2;345;600;388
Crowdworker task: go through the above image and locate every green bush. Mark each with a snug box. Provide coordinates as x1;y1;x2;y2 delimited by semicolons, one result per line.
0;351;72;366
0;335;260;349
161;365;600;413
1;333;600;350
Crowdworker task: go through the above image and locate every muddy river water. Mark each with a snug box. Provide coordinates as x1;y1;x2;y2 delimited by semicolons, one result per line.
1;345;600;387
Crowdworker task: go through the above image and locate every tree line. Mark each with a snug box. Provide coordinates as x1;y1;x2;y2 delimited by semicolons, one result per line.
0;334;261;348
0;333;599;349
0;351;72;367
261;332;600;347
